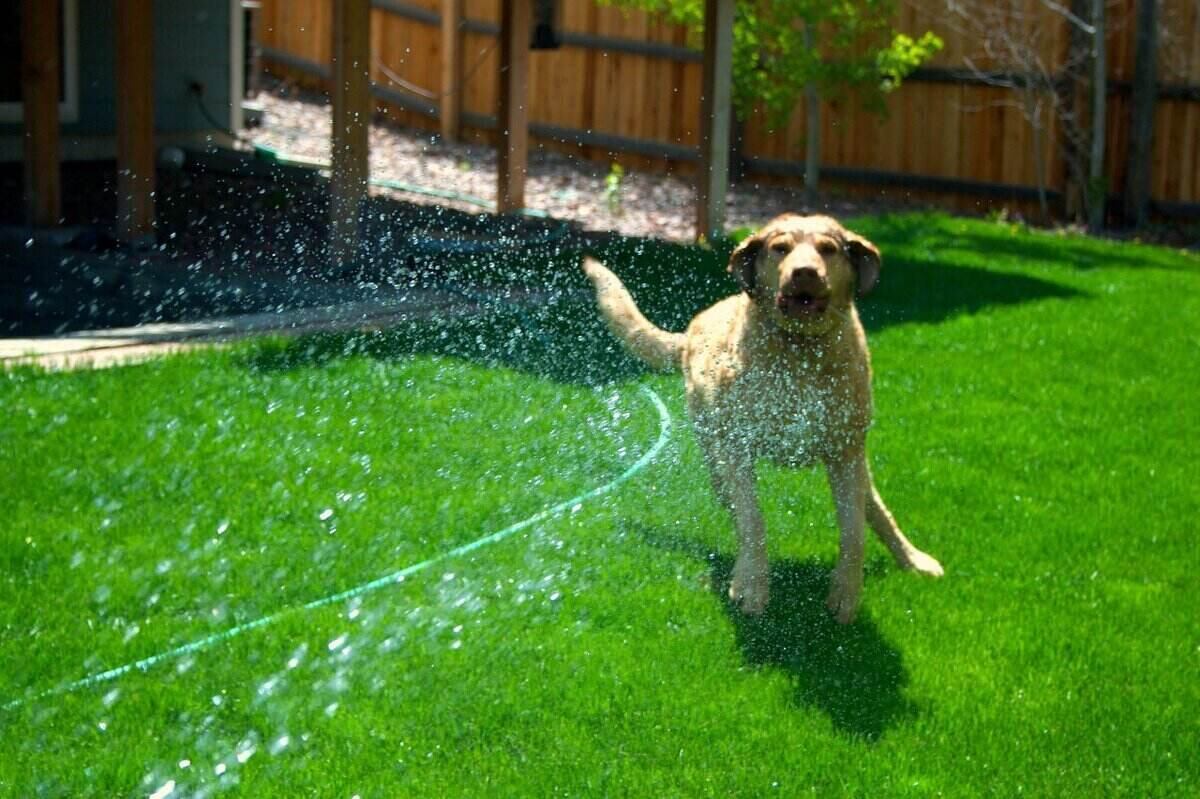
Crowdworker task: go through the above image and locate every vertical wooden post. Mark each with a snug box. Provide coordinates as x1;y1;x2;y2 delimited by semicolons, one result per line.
330;0;372;268
115;0;156;244
440;0;464;141
22;0;61;227
1123;0;1157;228
1087;0;1106;233
497;0;531;214
696;0;733;241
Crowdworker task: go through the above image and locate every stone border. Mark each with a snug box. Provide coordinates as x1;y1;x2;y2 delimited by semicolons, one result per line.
2;287;587;371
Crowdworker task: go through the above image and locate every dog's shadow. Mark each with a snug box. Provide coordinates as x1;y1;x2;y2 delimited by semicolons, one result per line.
640;527;918;740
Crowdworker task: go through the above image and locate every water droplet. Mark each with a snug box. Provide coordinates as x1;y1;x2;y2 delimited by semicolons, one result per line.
148;779;176;799
328;633;348;652
286;643;308;669
235;741;257;764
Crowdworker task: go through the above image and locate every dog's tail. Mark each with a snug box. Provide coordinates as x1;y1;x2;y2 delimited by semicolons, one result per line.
581;256;684;372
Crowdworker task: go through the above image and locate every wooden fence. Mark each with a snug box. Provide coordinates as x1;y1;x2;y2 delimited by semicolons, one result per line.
257;0;1200;218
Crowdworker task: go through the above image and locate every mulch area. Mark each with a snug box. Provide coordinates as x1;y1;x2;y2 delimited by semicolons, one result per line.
246;76;926;242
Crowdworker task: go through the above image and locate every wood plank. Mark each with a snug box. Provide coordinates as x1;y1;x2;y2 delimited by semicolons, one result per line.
330;0;372;267
115;0;156;243
497;0;531;212
696;0;733;239
259;0;1200;216
21;0;61;227
441;0;464;139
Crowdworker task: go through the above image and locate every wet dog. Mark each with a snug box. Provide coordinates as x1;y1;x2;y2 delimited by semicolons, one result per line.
582;214;942;622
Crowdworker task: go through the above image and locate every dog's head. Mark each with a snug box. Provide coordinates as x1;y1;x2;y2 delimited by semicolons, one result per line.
728;214;881;334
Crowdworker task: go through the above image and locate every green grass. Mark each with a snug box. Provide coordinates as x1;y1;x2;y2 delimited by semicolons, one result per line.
1;213;1197;796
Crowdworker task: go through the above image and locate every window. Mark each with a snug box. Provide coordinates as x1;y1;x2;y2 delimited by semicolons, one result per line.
0;0;79;123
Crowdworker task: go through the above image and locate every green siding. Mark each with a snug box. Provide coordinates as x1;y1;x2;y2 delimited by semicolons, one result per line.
5;0;232;137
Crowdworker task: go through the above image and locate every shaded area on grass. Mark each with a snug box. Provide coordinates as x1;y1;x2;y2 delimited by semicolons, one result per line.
638;526;915;741
239;215;1084;387
860;213;1198;274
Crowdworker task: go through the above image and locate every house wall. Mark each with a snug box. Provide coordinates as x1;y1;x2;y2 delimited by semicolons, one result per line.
1;0;235;156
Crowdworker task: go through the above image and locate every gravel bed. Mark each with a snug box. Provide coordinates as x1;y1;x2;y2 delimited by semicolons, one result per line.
247;77;921;241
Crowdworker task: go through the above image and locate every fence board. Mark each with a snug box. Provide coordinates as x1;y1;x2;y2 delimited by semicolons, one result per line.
256;0;1200;214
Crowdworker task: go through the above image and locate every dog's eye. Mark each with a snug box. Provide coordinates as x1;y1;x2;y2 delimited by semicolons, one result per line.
816;240;839;257
769;240;792;255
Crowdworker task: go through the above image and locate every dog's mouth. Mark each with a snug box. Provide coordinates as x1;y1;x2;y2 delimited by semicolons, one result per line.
776;291;830;318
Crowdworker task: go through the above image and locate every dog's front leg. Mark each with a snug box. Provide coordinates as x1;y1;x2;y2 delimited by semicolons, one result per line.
824;449;868;624
707;452;770;615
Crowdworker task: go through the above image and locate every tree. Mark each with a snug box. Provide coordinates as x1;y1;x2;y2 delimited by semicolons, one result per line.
601;0;942;201
940;0;1119;226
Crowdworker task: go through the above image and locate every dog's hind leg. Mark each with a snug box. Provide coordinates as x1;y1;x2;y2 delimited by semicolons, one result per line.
864;467;944;578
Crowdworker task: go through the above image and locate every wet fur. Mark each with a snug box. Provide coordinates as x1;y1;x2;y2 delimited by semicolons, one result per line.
583;214;943;622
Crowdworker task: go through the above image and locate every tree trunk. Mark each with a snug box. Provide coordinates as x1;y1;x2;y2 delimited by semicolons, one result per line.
1025;90;1051;223
803;23;820;207
1087;0;1106;233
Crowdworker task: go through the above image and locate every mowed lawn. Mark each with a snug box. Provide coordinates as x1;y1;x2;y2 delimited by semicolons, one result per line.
1;214;1197;796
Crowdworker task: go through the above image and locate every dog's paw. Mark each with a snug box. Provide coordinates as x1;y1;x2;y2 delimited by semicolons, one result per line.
826;566;863;625
729;558;770;615
901;549;945;578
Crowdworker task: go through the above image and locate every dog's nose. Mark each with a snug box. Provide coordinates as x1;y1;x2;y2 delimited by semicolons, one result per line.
787;265;824;289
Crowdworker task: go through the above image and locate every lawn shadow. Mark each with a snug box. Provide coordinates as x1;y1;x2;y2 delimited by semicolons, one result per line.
239;223;1084;387
638;526;917;741
860;213;1195;274
860;256;1082;330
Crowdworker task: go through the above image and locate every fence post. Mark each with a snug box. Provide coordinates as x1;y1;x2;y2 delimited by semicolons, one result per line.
497;0;531;213
1123;0;1157;228
330;0;372;269
441;0;464;141
696;0;733;241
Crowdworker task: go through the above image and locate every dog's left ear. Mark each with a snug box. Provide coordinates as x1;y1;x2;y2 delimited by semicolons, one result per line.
844;232;881;296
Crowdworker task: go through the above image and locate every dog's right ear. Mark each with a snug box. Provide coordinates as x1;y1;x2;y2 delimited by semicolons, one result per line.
727;233;763;294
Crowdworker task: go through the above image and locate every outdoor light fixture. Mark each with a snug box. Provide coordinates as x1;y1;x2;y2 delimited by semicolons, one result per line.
531;0;561;50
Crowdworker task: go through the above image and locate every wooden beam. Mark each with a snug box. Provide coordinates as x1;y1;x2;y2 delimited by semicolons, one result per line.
696;0;733;241
115;0;156;243
1123;0;1157;228
330;0;372;268
497;0;531;214
22;0;61;227
440;0;464;141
